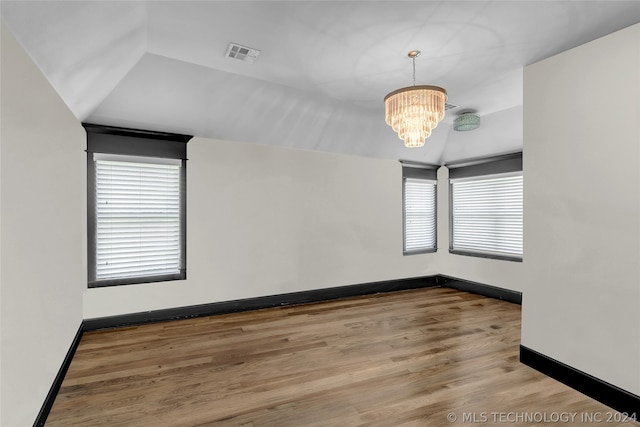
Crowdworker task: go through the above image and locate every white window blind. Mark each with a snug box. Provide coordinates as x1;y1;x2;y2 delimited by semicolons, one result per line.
404;178;437;253
94;154;182;281
451;172;523;258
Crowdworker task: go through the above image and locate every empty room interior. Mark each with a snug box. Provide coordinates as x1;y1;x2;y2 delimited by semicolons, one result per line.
1;1;640;426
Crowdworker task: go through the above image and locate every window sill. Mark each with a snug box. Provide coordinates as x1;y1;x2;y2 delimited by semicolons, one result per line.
89;271;186;288
403;248;437;256
448;249;522;263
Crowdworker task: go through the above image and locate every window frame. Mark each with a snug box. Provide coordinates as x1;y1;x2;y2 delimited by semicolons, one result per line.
447;152;523;262
402;163;438;255
84;123;192;288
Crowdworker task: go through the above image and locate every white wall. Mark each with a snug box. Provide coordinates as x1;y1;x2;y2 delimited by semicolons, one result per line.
0;24;3;426
436;166;524;292
0;23;86;426
84;137;438;318
521;23;640;395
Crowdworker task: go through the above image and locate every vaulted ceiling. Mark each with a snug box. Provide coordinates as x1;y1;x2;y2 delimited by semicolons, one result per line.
2;1;640;163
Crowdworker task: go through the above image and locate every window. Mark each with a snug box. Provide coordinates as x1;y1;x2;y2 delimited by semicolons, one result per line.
85;124;191;287
402;164;437;254
448;153;523;261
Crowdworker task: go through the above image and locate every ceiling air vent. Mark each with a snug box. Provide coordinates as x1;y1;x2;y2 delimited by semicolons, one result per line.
445;102;459;111
225;43;260;64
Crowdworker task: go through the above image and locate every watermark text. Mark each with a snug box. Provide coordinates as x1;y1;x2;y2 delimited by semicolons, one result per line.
446;411;638;424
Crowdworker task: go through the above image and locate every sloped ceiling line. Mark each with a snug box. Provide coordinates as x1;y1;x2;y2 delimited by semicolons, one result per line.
3;1;640;163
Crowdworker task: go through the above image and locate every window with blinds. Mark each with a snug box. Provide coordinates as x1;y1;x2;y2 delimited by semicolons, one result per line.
85;123;190;288
450;172;523;260
403;176;437;254
94;154;182;282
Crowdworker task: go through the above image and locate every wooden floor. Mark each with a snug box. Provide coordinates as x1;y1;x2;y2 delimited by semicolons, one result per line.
47;287;638;426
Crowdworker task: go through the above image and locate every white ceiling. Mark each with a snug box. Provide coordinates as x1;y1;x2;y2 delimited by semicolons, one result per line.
2;1;640;163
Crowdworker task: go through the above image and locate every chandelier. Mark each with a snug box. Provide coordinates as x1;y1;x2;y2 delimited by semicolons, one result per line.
384;51;447;148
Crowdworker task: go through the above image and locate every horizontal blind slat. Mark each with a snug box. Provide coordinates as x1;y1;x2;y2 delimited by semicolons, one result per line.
451;174;522;257
404;178;436;252
95;157;182;280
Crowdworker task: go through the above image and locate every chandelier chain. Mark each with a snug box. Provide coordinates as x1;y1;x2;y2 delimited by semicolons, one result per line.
412;56;416;86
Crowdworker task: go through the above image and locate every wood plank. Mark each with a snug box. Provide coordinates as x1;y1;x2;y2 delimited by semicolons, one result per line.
47;288;639;426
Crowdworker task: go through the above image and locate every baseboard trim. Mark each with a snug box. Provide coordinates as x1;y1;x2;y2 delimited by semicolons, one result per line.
520;345;640;414
37;275;522;426
83;276;443;331
440;275;522;304
33;321;85;427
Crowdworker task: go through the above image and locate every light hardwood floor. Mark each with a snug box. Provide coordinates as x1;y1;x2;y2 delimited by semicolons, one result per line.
47;287;639;426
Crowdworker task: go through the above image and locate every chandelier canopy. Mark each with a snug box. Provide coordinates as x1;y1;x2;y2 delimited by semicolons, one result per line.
384;51;447;148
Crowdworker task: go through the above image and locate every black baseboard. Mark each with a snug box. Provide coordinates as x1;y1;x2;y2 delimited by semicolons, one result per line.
33;322;85;427
36;275;522;426
520;345;640;414
439;275;522;305
83;275;443;331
